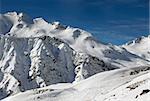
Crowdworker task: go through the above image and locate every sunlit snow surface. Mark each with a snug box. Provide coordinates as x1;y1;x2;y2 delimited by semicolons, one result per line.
0;12;150;101
3;66;150;101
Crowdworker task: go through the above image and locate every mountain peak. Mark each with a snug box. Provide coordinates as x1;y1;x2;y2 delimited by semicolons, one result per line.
123;34;150;61
52;21;60;25
51;21;67;30
125;35;150;46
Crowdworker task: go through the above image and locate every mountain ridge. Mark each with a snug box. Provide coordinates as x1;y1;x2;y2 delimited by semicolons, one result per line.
1;12;149;67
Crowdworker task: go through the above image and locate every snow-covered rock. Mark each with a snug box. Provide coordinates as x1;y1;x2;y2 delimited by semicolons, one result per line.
0;36;117;99
2;66;150;101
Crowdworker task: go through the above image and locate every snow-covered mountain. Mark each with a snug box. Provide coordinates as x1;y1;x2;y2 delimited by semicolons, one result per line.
0;36;117;99
123;35;150;61
0;12;149;67
0;12;150;101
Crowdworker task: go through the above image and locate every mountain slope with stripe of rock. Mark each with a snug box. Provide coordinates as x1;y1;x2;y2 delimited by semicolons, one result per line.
0;12;150;101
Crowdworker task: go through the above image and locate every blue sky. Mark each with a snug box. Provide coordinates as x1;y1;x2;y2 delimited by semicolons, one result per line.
0;0;149;45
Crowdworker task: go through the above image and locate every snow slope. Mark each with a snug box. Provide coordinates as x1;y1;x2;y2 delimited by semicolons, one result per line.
2;66;150;101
